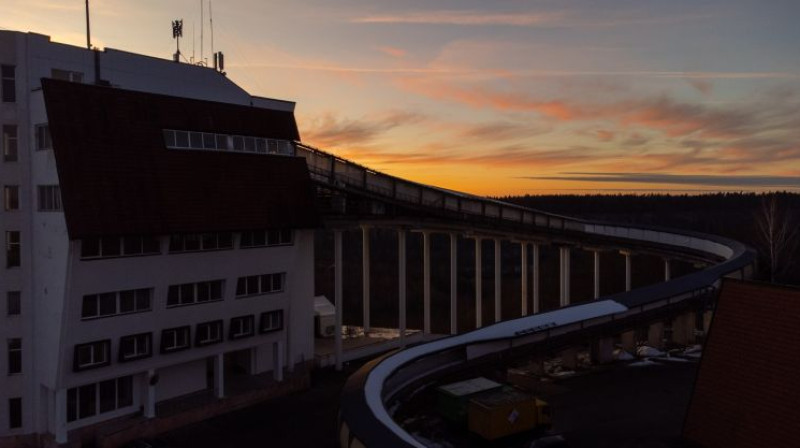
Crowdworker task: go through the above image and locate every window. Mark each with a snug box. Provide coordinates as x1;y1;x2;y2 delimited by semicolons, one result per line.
161;326;190;353
1;65;14;103
167;280;224;307
240;229;293;248
80;235;160;258
3;186;18;211
51;69;83;83
37;185;61;211
236;273;284;297
6;231;19;267
169;232;233;252
229;315;255;340
7;338;21;375
162;129;294;156
67;376;132;422
8;398;21;429
7;291;20;316
195;320;223;346
35;124;51;150
73;340;110;371
118;333;152;362
81;288;151;319
2;125;17;162
260;310;283;334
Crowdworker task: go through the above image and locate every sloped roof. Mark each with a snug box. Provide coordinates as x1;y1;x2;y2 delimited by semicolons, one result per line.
683;279;800;447
42;78;318;238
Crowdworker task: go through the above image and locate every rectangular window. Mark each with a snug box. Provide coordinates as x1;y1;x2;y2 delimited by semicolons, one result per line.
73;340;111;371
6;231;20;267
229;315;255;340
118;333;152;362
81;288;151;319
6;291;20;316
35;124;51;150
7;338;21;375
161;326;190;353
169;232;233;252
1;65;15;103
37;185;61;211
67;376;132;422
8;398;21;429
259;310;283;334
80;235;160;258
3;185;19;211
240;229;293;248
51;69;84;83
2;125;17;162
195;320;224;347
166;280;224;307
235;273;285;298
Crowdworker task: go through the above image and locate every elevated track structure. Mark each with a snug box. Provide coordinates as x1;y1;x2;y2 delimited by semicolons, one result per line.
292;142;755;448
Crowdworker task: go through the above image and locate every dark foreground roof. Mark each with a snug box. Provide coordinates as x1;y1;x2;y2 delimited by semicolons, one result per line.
42;79;318;238
683;279;800;447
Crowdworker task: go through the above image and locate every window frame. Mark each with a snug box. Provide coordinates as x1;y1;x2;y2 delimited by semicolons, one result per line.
67;376;133;423
37;185;62;212
35;124;51;151
80;235;161;259
3;185;19;211
7;338;21;375
8;397;21;429
169;232;233;253
235;273;285;298
166;280;225;308
73;340;111;371
2;125;18;162
259;310;284;334
6;291;20;316
195;320;224;347
229;315;255;340
6;231;20;268
160;326;191;354
118;333;152;362
1;65;15;103
81;288;152;320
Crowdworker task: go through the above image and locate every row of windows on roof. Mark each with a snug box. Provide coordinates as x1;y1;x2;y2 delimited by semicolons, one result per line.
74;311;283;372
80;230;293;259
162;129;295;156
80;273;285;319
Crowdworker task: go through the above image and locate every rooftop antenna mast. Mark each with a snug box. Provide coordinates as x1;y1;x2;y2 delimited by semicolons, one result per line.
200;0;204;65
85;0;91;49
209;1;215;57
172;19;183;62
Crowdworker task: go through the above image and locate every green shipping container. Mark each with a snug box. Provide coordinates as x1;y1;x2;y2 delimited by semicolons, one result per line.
436;377;502;425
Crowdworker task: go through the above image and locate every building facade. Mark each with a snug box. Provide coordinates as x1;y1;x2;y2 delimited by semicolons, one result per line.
0;31;318;446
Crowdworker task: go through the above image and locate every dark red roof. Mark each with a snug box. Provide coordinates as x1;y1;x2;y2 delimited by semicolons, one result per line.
42;78;318;239
683;279;800;447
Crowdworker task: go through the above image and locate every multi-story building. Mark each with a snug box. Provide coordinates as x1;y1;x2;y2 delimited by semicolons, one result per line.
0;31;318;446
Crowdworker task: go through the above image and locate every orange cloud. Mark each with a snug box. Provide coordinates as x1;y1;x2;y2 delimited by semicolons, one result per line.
377;46;407;58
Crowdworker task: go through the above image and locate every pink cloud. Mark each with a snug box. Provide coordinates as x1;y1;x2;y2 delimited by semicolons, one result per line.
377;46;407;58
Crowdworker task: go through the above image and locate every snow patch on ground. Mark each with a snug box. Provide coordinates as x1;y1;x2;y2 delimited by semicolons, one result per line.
637;346;665;358
614;349;635;361
629;360;659;367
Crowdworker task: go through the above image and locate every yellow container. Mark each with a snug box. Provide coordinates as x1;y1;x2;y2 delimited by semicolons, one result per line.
468;388;550;441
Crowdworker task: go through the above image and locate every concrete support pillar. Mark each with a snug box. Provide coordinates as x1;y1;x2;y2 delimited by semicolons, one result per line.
622;251;632;292
450;233;458;335
521;242;528;316
494;238;502;323
621;331;636;352
144;369;157;418
422;231;431;335
398;229;407;347
362;226;371;333
273;340;284;382
559;246;571;307
475;238;483;329
54;389;67;444
560;347;579;370
593;250;601;299
334;230;343;371
664;258;672;282
592;338;615;364
532;244;540;314
648;322;665;349
672;314;691;345
214;353;225;398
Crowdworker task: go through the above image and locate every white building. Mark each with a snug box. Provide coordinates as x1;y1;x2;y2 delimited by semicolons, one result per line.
0;31;318;447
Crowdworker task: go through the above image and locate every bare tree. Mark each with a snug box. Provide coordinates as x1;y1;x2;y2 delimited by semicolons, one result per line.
755;195;799;283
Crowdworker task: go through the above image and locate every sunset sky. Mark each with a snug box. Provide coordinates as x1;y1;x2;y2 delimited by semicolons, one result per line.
3;0;799;195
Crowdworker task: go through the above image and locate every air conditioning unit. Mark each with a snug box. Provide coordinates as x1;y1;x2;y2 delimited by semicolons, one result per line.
314;295;336;338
